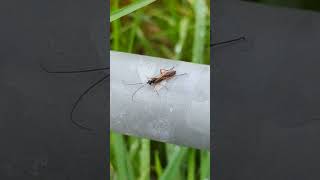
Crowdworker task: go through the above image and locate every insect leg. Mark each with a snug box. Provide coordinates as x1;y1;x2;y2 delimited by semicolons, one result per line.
166;73;187;82
70;74;109;131
154;88;160;96
155;81;169;91
161;84;169;90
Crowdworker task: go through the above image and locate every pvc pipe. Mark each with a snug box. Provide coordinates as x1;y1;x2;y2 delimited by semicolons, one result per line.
110;51;210;150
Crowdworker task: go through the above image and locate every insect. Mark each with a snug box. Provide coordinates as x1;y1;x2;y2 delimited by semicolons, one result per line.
39;36;244;131
40;64;109;132
124;67;187;101
211;36;246;47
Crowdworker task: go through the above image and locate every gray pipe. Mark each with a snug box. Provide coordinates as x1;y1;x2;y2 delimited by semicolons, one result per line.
110;51;210;150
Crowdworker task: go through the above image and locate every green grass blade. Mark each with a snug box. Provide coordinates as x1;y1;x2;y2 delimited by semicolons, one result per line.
160;146;188;180
136;27;158;56
159;45;174;59
110;23;134;41
111;0;120;50
110;0;157;22
200;150;210;180
187;149;195;180
154;150;163;177
165;144;175;161
112;133;134;180
192;0;208;64
174;17;189;60
110;163;116;180
127;153;135;180
127;11;142;52
138;139;150;180
128;24;137;53
128;136;140;176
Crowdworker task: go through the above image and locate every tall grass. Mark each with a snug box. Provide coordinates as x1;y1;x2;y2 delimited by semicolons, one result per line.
110;0;210;179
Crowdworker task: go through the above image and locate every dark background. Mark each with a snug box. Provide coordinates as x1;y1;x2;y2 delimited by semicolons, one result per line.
212;0;320;179
245;0;320;12
0;0;108;179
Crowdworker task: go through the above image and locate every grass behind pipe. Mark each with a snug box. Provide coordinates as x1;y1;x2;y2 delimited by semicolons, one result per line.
192;0;208;64
110;0;210;179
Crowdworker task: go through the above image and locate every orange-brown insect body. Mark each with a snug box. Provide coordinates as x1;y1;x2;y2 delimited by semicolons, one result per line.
127;67;186;101
147;68;176;85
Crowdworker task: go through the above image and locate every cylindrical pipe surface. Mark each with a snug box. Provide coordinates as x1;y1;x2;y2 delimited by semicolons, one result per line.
110;51;210;149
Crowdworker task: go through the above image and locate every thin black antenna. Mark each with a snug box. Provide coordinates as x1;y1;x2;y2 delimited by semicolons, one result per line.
211;36;246;47
40;64;109;132
40;64;109;73
122;81;145;85
132;84;147;101
70;74;109;131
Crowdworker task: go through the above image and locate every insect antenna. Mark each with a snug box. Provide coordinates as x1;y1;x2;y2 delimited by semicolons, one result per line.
70;74;109;131
131;84;147;101
122;80;148;101
211;36;246;47
122;81;145;86
40;64;109;132
175;73;187;76
40;64;109;73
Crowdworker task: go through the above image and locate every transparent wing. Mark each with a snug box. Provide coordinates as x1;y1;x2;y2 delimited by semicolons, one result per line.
137;61;156;82
154;80;167;91
160;69;168;74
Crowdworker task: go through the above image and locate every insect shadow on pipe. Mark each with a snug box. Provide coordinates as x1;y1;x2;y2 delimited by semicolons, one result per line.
122;66;187;102
40;64;109;132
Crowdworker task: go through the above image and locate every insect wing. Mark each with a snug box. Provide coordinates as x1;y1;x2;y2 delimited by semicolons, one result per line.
160;69;168;74
154;80;167;91
137;63;156;83
160;67;175;74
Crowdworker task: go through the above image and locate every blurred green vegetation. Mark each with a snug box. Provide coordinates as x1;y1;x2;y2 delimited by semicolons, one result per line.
110;0;210;179
246;0;320;11
111;0;210;64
